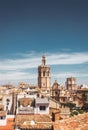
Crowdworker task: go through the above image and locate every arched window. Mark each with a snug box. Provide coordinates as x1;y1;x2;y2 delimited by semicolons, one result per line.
43;71;45;76
47;71;49;76
39;72;41;76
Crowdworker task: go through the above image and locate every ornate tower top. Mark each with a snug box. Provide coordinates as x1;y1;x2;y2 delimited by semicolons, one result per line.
42;55;46;66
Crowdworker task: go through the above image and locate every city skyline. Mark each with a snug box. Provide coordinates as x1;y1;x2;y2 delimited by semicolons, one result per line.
0;0;88;86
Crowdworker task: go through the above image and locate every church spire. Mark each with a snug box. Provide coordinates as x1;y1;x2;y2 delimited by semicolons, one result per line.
42;55;46;66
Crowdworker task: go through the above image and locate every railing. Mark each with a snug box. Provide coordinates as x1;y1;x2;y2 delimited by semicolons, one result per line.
18;110;34;114
7;115;15;118
18;107;34;114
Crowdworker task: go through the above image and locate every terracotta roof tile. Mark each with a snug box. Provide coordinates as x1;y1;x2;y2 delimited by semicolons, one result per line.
56;113;88;130
0;118;14;130
15;114;52;129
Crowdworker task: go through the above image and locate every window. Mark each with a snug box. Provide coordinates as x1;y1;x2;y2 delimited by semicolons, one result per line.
6;99;10;102
6;99;10;106
39;106;46;111
0;98;2;101
43;83;45;86
47;71;49;76
0;116;3;119
43;71;45;76
55;91;57;95
1;116;6;120
6;106;8;110
39;72;41;77
7;102;9;105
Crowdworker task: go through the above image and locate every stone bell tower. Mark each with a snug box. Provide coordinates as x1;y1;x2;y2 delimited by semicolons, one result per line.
66;77;77;92
38;55;50;91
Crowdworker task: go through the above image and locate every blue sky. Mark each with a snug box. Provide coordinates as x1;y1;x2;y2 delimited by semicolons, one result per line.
0;0;88;86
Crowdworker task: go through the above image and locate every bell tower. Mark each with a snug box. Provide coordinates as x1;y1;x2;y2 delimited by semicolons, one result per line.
38;55;50;91
66;77;77;93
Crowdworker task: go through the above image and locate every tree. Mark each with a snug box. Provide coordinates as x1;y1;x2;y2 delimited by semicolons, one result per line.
81;103;88;111
82;92;87;104
61;102;76;111
66;102;76;111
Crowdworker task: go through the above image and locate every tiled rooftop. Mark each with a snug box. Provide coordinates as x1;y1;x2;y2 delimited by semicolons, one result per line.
54;113;88;130
0;118;14;130
15;114;53;129
15;114;52;124
20;123;53;129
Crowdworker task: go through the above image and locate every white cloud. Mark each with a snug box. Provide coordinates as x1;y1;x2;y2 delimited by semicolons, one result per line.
0;71;36;81
0;51;88;85
0;52;88;71
47;52;88;65
0;71;88;86
51;72;88;78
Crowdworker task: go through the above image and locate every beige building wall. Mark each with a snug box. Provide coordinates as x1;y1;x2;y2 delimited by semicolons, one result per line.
66;77;77;92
